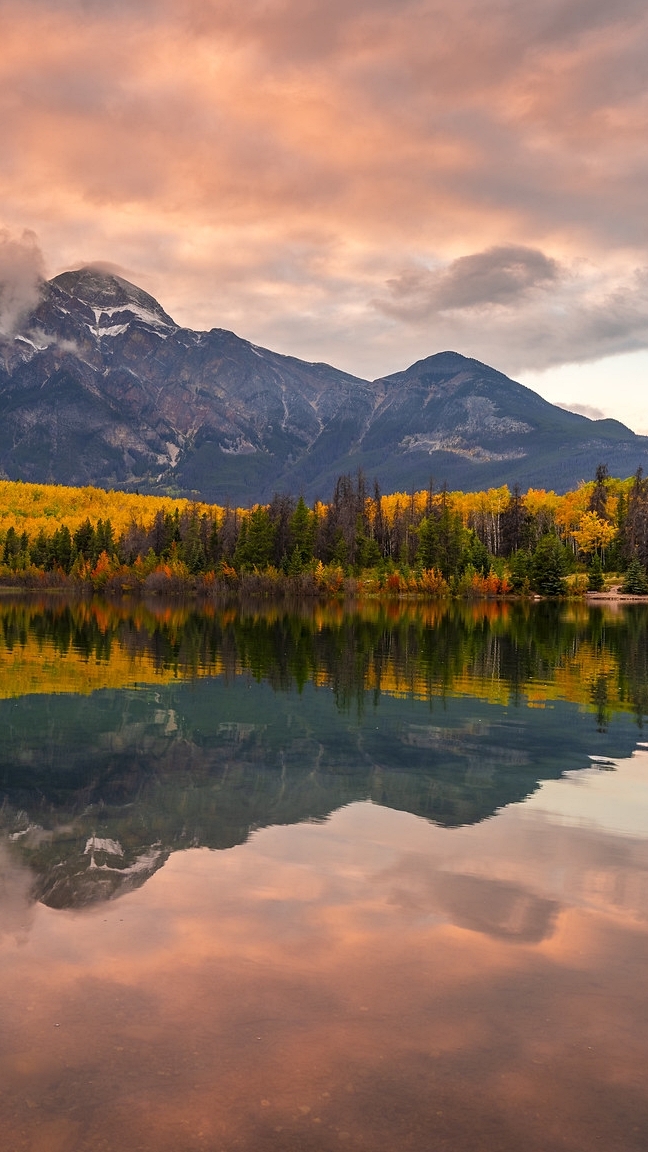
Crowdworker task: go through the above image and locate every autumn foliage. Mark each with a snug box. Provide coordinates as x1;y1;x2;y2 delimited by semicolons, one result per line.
0;464;646;596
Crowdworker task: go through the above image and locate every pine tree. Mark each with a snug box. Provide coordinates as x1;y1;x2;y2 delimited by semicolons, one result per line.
508;549;531;593
353;516;381;570
463;532;490;577
52;525;73;573
2;527;20;568
587;553;604;592
416;516;438;569
501;483;529;555
436;488;465;579
622;558;648;595
182;514;206;573
73;518;95;561
234;507;276;570
288;496;315;570
95;518;115;560
623;468;648;566
530;535;568;596
30;529;50;569
589;463;610;519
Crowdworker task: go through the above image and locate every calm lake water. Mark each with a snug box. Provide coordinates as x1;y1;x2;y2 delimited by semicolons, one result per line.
1;596;647;1152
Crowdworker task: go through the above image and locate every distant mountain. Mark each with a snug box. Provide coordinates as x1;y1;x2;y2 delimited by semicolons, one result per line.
1;266;646;501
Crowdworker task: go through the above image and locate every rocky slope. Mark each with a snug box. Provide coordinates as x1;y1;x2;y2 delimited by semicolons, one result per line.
1;266;646;501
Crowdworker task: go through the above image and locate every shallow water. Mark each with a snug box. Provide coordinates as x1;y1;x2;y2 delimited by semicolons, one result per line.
0;597;647;1151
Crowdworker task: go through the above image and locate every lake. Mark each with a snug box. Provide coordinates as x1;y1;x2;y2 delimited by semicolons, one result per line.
0;596;647;1151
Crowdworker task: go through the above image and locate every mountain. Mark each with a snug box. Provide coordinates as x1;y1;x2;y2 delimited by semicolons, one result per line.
1;266;646;501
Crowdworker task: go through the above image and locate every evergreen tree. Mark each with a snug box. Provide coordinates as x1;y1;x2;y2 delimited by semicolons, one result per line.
286;545;306;576
436;489;465;579
30;528;51;569
463;531;490;577
353;515;381;570
182;513;206;573
288;496;315;570
268;494;295;567
416;515;438;569
205;517;221;566
621;558;648;595
500;483;529;555
95;519;115;559
623;468;648;566
73;518;95;561
233;518;248;569
234;507;276;570
52;525;73;573
372;480;388;560
589;463;610;519
329;528;348;567
529;535;568;595
2;527;21;568
587;553;604;592
508;549;531;593
219;506;239;560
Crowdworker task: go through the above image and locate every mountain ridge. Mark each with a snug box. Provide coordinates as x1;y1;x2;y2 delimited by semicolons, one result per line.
0;266;645;501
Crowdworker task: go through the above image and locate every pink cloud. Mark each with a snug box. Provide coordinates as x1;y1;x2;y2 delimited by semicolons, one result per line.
1;0;647;379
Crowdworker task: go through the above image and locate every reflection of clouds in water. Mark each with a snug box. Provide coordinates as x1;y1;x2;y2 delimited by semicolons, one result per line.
521;746;648;839
0;843;35;943
368;751;648;937
0;780;647;1150
417;871;559;943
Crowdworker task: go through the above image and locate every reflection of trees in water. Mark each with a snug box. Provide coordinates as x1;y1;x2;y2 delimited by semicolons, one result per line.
1;596;646;910
0;597;647;722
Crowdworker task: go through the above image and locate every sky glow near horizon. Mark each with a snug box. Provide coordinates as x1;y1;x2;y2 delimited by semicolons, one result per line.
1;0;647;433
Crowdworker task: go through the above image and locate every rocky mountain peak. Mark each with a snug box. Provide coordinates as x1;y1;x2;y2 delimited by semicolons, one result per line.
51;266;176;330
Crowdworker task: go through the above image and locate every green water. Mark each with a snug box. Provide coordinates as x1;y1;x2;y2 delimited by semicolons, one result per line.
0;598;647;1150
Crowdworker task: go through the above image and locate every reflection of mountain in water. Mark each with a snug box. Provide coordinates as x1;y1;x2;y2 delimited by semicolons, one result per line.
0;664;641;909
1;597;647;908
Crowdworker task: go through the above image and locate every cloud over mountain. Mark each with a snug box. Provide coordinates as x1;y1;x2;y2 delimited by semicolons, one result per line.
1;0;648;392
377;253;648;373
0;229;45;335
380;247;561;318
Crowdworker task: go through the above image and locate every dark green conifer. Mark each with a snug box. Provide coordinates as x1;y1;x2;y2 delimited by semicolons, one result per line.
621;558;648;595
289;496;315;569
587;554;604;592
529;535;568;596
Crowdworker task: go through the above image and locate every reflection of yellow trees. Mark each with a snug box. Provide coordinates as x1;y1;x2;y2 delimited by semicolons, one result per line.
524;647;622;711
0;597;642;720
0;644;183;698
0;598;226;698
363;664;511;706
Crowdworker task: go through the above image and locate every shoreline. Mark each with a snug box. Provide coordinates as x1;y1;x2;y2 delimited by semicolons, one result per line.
0;581;647;605
585;587;648;603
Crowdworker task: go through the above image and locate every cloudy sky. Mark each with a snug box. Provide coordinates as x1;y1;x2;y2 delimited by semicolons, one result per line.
1;0;648;430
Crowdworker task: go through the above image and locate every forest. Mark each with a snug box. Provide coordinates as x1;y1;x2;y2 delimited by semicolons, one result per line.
0;464;647;597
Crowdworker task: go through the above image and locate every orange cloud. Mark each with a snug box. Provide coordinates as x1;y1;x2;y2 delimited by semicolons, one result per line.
1;0;648;379
1;789;648;1151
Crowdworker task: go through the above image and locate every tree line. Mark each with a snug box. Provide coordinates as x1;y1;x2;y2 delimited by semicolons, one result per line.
1;464;647;595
